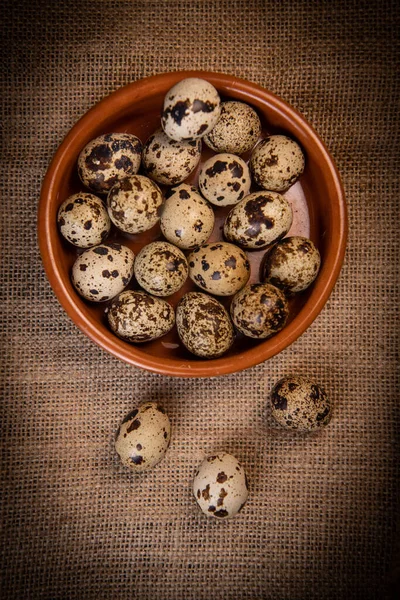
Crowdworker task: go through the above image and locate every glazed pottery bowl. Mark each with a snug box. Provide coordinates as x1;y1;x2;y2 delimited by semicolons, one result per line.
38;71;347;377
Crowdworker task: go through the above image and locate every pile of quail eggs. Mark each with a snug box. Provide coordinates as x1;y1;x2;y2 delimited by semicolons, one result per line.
58;77;321;359
56;77;332;520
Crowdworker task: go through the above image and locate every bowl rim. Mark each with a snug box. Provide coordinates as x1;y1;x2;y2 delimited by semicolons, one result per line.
38;70;347;378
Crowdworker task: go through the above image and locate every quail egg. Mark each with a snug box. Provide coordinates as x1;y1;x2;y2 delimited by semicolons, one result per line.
223;191;293;249
176;292;234;358
77;133;142;194
142;128;202;185
115;402;171;471
106;290;175;343
193;453;249;519
161;77;221;141
203;101;261;154
134;241;188;297
71;242;134;302
160;183;215;250
230;282;289;338
107;175;163;234
250;135;305;192
188;242;250;296
270;375;331;431
198;153;251;206
263;236;321;293
57;192;111;248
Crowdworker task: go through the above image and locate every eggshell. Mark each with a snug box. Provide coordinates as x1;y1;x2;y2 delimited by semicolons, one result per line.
160;183;215;250
223;191;293;249
204;101;261;154
161;78;221;141
142;128;202;185
77;133;142;194
270;375;331;431
71;242;134;302
188;242;250;296
107;175;163;234
230;282;289;339
193;453;249;519
198;153;251;207
250;135;305;192
106;290;175;342
176;292;234;358
263;236;321;293
134;241;188;297
115;402;171;471
57;192;110;248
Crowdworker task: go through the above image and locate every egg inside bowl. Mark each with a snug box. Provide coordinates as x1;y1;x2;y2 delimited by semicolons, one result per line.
38;71;347;377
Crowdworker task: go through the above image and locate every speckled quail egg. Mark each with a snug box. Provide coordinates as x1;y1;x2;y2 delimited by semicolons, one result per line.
115;402;171;471
71;242;134;302
193;453;249;519
263;236;321;293
176;292;234;358
134;241;188;297
250;135;305;192
204;101;262;155
160;183;215;250
198;153;251;207
223;191;293;249
77;133;142;194
106;290;175;343
161;78;221;141
107;175;163;234
188;242;250;296
230;282;289;339
270;375;331;431
142;128;202;185
57;192;111;248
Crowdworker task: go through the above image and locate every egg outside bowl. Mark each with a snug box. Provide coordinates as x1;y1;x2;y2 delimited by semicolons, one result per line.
38;71;347;378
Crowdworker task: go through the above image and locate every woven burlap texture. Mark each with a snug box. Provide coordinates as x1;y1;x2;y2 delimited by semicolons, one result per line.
1;1;399;599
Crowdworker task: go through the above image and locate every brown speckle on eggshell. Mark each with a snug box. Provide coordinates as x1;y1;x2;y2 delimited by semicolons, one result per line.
71;242;134;302
106;290;175;342
223;191;293;249
270;375;331;431
193;453;249;519
77;133;142;194
250;134;305;192
57;192;110;248
107;175;163;234
198;153;251;207
230;282;289;338
204;101;261;155
263;236;321;293
160;184;215;249
188;242;250;296
176;292;234;358
115;402;171;471
142;128;202;185
161;78;221;141
134;241;188;297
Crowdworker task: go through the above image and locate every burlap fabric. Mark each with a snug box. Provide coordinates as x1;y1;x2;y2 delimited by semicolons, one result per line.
1;1;399;598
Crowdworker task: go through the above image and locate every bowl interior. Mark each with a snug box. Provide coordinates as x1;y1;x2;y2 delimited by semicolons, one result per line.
39;71;346;377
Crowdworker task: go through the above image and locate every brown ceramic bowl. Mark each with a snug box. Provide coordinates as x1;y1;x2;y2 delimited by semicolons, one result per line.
38;71;347;377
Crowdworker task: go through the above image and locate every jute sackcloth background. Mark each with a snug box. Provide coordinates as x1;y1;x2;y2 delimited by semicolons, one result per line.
1;1;399;598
